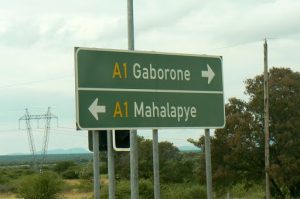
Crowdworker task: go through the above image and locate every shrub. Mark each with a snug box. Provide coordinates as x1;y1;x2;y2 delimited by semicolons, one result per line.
76;179;93;192
79;162;93;180
53;161;76;174
61;169;79;179
226;183;265;199
16;171;63;199
115;180;130;199
60;166;80;179
0;174;8;185
161;183;206;199
0;184;13;193
139;179;154;199
230;183;247;197
100;183;109;198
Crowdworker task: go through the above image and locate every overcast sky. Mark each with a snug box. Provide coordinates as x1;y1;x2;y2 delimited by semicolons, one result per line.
0;0;299;155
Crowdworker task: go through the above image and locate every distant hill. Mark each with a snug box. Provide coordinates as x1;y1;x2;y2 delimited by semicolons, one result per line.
0;146;202;166
0;153;93;166
178;145;201;152
47;148;90;154
6;148;90;156
4;146;199;156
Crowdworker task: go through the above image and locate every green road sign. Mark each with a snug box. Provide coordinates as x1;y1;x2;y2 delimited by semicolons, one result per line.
75;47;225;129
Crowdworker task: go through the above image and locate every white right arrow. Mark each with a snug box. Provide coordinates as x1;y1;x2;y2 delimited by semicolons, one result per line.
88;98;106;120
202;64;215;84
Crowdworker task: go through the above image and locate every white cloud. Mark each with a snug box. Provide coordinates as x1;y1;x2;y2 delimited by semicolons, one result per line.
0;0;299;154
209;0;300;43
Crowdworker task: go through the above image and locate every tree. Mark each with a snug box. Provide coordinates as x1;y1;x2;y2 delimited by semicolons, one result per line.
16;171;63;199
158;141;184;183
189;68;300;197
190;97;265;192
114;136;192;183
246;68;300;197
79;161;94;180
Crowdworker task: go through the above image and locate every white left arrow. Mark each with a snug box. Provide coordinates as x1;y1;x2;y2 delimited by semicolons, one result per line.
202;64;215;84
88;98;106;120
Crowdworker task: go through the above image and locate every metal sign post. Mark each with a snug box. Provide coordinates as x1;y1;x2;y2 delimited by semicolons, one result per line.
127;0;139;198
152;129;160;199
107;130;116;199
205;129;212;199
92;131;100;199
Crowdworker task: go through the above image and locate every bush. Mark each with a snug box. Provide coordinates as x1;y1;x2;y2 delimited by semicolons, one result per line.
0;174;9;185
230;183;247;197
0;166;34;193
100;183;109;198
61;166;80;179
53;161;76;174
61;168;79;179
76;179;93;192
79;162;93;180
139;179;153;199
0;184;13;193
115;180;130;199
114;179;153;199
227;183;265;199
161;183;206;199
16;171;63;199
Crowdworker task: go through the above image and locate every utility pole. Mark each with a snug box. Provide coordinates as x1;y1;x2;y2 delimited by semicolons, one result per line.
19;107;58;171
127;0;139;198
41;108;52;166
21;109;37;171
264;39;271;199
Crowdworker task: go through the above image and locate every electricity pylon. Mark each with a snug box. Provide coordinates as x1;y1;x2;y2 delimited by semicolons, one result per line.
19;107;58;171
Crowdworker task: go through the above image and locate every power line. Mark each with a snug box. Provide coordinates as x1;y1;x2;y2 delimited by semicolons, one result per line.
206;37;297;52
19;108;58;171
0;75;73;90
23;128;86;137
57;126;77;130
207;39;261;51
0;127;87;139
0;129;19;133
50;130;87;137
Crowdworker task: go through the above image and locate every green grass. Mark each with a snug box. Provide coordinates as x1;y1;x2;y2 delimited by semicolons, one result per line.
216;183;265;199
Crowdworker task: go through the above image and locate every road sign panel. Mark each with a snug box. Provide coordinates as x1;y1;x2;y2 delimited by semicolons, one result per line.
75;47;225;129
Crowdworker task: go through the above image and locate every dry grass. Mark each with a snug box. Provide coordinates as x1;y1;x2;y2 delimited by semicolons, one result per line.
0;193;16;199
62;179;92;198
0;181;93;199
0;178;106;199
0;192;94;199
59;191;93;199
64;179;81;186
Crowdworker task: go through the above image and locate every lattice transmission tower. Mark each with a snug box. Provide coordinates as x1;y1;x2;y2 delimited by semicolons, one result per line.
19;107;58;171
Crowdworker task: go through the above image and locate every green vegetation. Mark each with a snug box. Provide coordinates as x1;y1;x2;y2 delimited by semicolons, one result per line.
114;136;199;184
0;166;34;193
16;171;63;199
0;67;299;198
189;67;300;198
53;161;81;179
0;153;93;166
